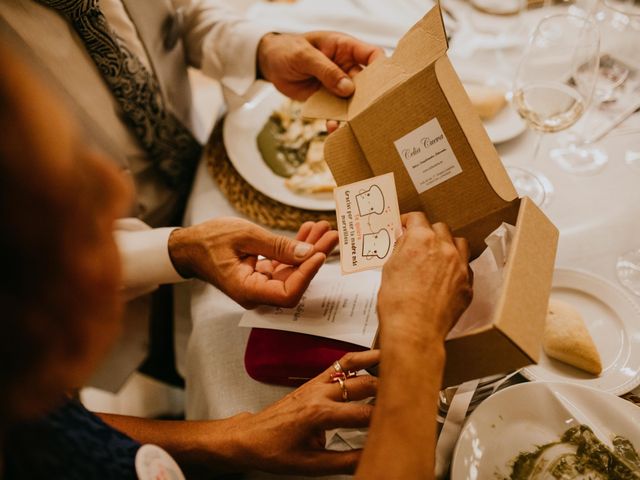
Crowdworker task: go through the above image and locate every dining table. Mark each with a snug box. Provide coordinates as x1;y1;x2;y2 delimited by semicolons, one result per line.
173;1;640;478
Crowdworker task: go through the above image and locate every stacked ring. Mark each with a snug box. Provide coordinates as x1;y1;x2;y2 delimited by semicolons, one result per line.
330;361;357;402
334;377;349;402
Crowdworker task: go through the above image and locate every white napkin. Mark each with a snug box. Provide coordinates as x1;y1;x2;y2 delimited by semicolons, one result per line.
447;222;516;340
247;0;443;50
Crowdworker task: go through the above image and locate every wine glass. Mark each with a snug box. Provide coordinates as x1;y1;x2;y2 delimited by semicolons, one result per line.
508;14;600;206
550;0;640;174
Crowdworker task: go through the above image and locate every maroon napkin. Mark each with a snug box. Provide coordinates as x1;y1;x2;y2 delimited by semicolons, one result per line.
244;328;368;387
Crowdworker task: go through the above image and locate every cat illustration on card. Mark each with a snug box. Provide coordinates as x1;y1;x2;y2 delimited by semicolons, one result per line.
355;185;385;216
362;229;391;259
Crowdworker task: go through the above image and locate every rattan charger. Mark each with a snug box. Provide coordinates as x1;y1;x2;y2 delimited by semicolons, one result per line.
205;122;336;231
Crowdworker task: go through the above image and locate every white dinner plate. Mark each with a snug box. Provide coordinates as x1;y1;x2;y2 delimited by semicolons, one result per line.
223;85;335;211
521;268;640;395
451;381;640;480
457;69;527;144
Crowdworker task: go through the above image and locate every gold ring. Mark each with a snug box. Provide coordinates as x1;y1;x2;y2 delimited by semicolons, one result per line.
332;360;344;373
335;377;349;402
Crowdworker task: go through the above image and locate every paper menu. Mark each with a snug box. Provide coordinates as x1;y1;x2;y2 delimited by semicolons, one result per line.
334;173;402;274
239;262;381;347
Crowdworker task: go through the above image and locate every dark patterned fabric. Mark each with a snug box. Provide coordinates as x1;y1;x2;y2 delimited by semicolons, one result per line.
3;399;140;479
37;0;202;194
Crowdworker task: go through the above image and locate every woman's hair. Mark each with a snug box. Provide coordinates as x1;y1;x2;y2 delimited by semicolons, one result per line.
0;45;118;424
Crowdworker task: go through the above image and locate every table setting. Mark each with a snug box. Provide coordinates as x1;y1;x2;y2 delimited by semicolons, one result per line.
177;1;640;478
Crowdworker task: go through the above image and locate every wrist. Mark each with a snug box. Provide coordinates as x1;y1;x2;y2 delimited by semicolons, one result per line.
168;227;195;279
256;32;280;81
377;310;448;352
184;414;255;475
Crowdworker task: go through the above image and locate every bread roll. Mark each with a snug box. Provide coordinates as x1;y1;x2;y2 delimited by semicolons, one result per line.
543;299;602;375
465;84;507;120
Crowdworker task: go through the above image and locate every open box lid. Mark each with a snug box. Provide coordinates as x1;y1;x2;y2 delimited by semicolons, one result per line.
303;3;521;257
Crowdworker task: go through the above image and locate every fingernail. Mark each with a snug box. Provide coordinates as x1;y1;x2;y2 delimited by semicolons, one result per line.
337;77;354;96
294;242;313;259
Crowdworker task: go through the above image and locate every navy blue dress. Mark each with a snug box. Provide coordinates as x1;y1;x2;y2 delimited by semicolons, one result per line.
3;399;140;479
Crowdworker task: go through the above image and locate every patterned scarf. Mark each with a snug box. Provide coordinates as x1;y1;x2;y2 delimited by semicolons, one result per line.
37;0;202;194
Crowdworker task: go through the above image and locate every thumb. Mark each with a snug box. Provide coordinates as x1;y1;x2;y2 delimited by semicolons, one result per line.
304;48;354;97
241;229;315;265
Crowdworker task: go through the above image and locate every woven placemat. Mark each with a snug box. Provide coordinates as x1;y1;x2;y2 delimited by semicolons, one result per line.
205;122;336;231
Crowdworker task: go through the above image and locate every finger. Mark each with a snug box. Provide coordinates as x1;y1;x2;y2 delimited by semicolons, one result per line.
327;375;378;403
326;120;340;134
347;64;363;78
241;227;315;265
432;222;453;243
275;230;336;272
240;253;325;307
321;402;374;430
401;211;431;229
304;220;332;245
319;350;381;378
348;40;385;66
255;259;275;277
303;47;355;97
312;230;339;255
306;32;384;67
295;221;315;242
454;237;470;262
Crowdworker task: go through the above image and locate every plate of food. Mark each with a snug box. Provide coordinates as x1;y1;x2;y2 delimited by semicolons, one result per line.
223;85;336;211
521;268;640;395
451;381;640;479
457;69;527;144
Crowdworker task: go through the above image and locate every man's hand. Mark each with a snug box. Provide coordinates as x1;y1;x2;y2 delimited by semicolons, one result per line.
257;31;384;101
168;218;338;309
377;212;473;346
229;350;379;476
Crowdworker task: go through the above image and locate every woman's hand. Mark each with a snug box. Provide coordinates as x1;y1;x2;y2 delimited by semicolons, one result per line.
377;212;473;346
168;219;338;309
230;350;379;476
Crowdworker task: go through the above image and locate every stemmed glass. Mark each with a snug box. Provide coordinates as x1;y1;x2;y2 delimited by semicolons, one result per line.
551;0;640;174
508;14;600;206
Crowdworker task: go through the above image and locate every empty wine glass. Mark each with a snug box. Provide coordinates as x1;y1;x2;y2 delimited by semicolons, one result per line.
508;14;600;206
551;0;640;174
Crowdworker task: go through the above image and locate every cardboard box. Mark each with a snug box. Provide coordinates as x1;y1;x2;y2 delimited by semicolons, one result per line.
304;4;559;387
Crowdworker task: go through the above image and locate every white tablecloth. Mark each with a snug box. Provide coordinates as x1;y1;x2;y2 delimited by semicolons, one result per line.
176;2;640;478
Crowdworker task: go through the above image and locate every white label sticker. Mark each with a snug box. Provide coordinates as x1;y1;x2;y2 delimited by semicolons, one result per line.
393;118;462;194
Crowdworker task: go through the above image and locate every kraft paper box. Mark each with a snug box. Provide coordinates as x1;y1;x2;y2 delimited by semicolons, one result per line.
303;4;559;387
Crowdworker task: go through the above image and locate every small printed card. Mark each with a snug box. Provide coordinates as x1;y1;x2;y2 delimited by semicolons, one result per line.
334;172;402;274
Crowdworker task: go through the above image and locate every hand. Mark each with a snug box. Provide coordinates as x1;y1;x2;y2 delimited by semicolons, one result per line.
257;31;384;101
168;219;338;309
377;212;473;346
230;350;379;476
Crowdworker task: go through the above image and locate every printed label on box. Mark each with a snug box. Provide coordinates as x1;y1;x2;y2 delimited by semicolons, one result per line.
334;172;402;274
393;118;462;194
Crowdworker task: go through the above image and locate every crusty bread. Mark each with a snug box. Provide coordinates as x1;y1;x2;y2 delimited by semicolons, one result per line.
465;84;507;120
543;299;602;375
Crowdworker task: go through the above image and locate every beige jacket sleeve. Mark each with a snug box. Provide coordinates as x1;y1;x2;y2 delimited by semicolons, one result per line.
172;0;273;96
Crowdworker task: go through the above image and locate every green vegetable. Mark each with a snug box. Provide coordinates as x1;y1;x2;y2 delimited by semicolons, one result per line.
506;425;640;480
